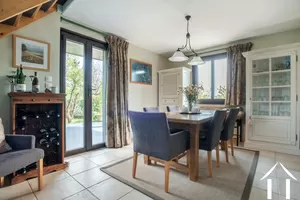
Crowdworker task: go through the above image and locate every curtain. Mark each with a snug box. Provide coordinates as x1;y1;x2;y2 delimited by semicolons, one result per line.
226;42;253;106
105;35;131;148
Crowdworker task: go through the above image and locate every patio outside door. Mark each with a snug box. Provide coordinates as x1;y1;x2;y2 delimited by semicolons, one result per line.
60;29;108;156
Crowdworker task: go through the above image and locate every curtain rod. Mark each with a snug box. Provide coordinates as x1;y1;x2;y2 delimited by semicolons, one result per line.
60;17;109;36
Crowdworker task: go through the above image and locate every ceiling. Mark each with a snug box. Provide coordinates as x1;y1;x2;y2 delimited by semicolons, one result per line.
63;0;300;56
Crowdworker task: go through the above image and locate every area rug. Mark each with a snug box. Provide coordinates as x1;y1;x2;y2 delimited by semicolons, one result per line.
101;148;259;200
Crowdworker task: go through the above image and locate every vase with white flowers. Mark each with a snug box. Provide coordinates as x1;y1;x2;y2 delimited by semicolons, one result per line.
178;85;204;112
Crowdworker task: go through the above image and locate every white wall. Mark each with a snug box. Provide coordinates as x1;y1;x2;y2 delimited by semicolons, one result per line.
128;44;169;111
0;12;61;130
0;12;169;130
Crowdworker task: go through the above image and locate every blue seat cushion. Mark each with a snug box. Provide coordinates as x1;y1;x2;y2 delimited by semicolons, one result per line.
0;148;44;177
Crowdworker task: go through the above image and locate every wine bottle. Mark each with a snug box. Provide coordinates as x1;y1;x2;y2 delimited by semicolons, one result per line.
32;72;40;93
49;128;59;137
45;112;50;118
19;65;25;84
40;129;49;138
49;137;59;146
39;138;50;148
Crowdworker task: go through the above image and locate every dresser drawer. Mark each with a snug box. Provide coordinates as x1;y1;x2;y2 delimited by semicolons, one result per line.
162;99;178;105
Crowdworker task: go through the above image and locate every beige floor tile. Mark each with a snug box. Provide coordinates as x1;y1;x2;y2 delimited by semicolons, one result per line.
88;152;121;166
0;181;32;200
249;187;279;200
253;172;279;193
12;193;37;200
276;160;300;172
119;190;152;200
80;148;110;159
88;178;133;200
73;167;110;188
260;151;276;158
28;170;70;191
65;159;98;175
64;190;98;200
278;178;300;200
256;162;277;175
34;177;84;200
276;167;300;180
64;155;86;163
276;153;300;164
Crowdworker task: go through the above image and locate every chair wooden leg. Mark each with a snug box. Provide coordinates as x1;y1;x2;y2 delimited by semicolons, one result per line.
144;155;151;165
215;146;220;168
154;161;157;165
186;150;190;167
164;162;170;193
230;139;234;156
0;177;4;187
132;152;138;178
225;141;229;163
37;159;43;191
207;151;212;177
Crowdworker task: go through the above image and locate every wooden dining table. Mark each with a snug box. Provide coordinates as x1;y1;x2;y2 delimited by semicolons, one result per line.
166;111;214;181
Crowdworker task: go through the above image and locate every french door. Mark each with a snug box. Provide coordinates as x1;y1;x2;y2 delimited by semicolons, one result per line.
60;29;108;155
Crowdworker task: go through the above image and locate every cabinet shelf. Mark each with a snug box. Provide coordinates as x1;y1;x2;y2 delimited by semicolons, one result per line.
252;86;269;89
271;85;291;88
252;71;269;75
271;69;291;73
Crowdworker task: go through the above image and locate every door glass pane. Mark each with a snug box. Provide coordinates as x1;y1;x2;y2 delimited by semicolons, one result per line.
252;103;269;116
252;59;269;73
271;103;290;117
65;40;85;151
92;47;105;145
252;88;269;101
252;74;269;87
198;61;212;98
271;56;290;71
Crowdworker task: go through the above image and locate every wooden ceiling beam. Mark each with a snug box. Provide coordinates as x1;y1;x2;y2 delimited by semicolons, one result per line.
31;5;42;19
0;0;50;22
0;7;56;38
13;14;22;27
46;0;58;12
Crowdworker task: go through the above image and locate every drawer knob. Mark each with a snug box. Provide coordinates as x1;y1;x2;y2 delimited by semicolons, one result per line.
32;99;35;102
48;99;51;102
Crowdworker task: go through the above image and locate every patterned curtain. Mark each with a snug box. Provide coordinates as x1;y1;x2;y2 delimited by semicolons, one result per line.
226;42;253;106
105;35;131;148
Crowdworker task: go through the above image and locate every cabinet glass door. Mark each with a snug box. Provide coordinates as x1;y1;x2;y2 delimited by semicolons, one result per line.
271;56;291;117
252;58;270;116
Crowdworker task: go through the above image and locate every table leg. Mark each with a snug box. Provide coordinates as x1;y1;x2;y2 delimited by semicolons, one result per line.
240;121;243;142
189;124;200;181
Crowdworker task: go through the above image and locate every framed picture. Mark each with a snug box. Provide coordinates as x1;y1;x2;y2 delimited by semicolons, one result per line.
13;35;50;71
130;59;152;85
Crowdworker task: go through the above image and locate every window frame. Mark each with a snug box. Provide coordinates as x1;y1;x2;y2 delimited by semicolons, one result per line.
192;52;227;104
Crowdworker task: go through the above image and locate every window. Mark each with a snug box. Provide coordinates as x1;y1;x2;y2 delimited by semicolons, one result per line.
193;53;227;103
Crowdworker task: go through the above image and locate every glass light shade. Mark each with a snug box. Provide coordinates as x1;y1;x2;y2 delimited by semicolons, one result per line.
188;56;205;65
168;50;189;62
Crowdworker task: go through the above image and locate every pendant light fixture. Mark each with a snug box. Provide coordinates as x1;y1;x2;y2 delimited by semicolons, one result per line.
168;15;204;65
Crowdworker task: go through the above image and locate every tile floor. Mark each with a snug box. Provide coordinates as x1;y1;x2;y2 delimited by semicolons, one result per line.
1;145;300;200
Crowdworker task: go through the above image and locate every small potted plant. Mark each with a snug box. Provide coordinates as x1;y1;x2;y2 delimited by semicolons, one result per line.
178;84;204;112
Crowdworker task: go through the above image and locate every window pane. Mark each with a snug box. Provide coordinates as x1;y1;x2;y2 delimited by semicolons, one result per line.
198;61;212;99
214;58;227;99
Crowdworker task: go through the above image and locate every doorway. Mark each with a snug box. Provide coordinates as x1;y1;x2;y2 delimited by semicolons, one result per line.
60;29;108;155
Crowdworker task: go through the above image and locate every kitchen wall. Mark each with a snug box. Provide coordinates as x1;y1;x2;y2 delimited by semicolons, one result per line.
169;28;300;68
0;12;170;130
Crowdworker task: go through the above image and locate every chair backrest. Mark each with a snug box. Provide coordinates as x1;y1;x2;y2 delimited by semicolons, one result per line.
143;107;159;112
166;105;179;112
221;107;240;140
129;111;170;158
206;110;227;149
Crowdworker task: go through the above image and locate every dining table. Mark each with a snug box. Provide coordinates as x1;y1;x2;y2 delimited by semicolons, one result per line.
166;110;214;181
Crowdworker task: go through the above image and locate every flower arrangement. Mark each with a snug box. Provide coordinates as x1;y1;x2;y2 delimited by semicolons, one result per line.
178;85;204;111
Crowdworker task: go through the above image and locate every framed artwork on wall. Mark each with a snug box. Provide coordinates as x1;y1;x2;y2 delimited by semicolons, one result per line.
130;59;152;85
13;35;50;71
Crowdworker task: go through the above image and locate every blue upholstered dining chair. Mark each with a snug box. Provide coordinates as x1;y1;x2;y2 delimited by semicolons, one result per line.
129;111;190;193
220;107;240;162
199;110;227;177
166;105;179;112
143;107;159;112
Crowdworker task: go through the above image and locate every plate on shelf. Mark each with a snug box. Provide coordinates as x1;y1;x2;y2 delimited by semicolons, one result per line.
180;112;201;115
